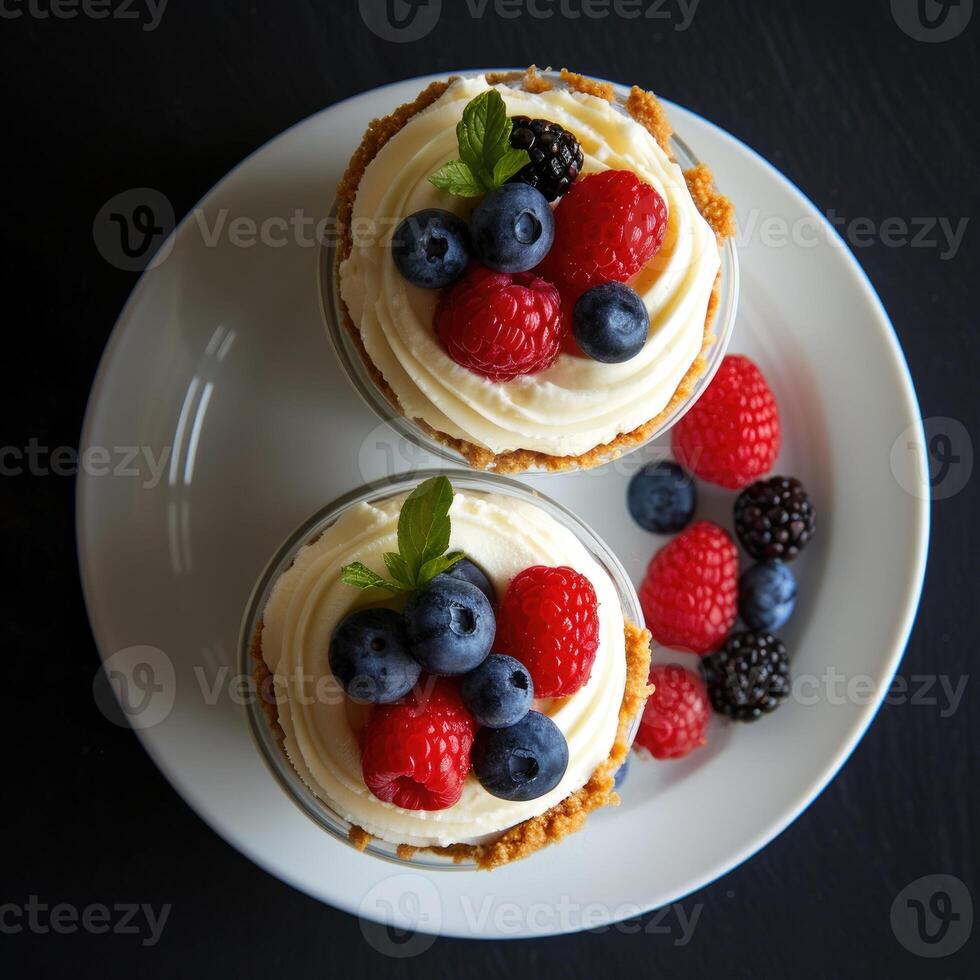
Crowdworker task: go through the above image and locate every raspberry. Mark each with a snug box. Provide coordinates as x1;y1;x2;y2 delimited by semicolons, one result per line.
360;677;476;810
639;521;738;655
534;170;667;302
636;664;710;759
435;265;564;382
495;566;599;698
671;355;781;490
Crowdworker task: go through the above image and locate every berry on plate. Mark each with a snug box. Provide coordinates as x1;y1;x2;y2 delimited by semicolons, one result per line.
671;354;781;490
471;183;555;273
404;574;495;676
639;521;738;654
472;710;569;801
508;115;584;202
460;653;533;728
361;677;477;809
535;169;668;302
627;460;697;534
734;476;816;561
328;607;421;704
495;565;600;698
572;281;649;363
739;560;797;632
700;631;791;721
636;663;710;759
444;557;496;605
435;266;564;382
391;209;471;289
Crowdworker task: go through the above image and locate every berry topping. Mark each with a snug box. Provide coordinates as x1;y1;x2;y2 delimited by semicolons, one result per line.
460;653;533;728
572;281;649;363
328;608;421;704
404;574;495;676
535;170;668;302
671;354;781;490
435;266;564;382
471;183;555;273
734;476;816;561
700;632;791;721
627;460;697;534
495;565;600;698
636;664;710;759
391;209;471;289
507;115;584;202
472;710;569;801
361;677;477;810
738;560;797;632
639;521;738;654
444;557;497;605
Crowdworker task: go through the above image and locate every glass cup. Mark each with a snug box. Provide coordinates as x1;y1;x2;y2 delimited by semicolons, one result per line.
319;70;739;474
240;470;646;869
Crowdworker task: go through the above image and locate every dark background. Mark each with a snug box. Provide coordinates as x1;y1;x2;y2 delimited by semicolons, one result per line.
3;0;978;976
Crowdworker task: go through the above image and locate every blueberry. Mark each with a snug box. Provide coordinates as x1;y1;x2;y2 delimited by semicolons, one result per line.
613;757;629;791
391;209;471;288
738;560;797;632
627;461;697;533
328;608;421;704
461;654;533;728
444;558;496;605
472;711;569;801
573;282;649;363
404;575;494;675
471;183;555;273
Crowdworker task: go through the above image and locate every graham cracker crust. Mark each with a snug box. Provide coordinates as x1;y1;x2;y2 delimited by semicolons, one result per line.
250;618;652;870
333;67;736;474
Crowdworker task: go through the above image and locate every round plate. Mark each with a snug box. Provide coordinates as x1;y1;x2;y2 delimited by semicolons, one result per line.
78;72;929;940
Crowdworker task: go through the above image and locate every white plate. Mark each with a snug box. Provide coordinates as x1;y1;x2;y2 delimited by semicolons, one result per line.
78;72;929;940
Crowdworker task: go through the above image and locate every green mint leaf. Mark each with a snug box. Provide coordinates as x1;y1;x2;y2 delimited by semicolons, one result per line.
339;562;406;593
492;146;531;187
417;550;466;588
383;551;413;587
397;476;454;581
428;160;486;198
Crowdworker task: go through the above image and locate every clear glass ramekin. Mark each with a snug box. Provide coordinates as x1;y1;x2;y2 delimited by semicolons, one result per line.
239;470;645;870
318;70;739;474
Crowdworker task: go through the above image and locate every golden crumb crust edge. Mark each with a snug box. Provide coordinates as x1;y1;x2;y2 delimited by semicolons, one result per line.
333;67;735;473
250;619;653;870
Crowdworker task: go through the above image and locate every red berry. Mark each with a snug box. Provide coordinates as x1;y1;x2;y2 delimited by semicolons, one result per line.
636;664;710;759
496;566;599;698
640;521;738;655
534;170;667;302
672;355;781;490
435;265;564;382
361;677;476;811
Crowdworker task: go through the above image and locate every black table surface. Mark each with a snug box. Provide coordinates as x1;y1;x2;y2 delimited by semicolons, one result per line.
3;1;978;976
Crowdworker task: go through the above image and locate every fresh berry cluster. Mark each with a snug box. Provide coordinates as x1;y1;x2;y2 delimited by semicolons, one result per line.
391;90;669;381
623;354;817;769
331;477;601;811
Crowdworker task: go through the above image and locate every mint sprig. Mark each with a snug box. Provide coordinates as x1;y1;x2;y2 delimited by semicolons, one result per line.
340;476;465;593
428;90;531;199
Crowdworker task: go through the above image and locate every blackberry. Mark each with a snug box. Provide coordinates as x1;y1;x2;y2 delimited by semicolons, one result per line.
508;116;583;202
734;476;815;561
701;631;790;721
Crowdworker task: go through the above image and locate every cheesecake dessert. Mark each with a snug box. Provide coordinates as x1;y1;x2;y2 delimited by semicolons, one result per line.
335;67;735;473
250;476;651;868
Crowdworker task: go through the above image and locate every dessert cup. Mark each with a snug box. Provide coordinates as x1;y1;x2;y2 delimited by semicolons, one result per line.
241;471;651;869
322;67;739;474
